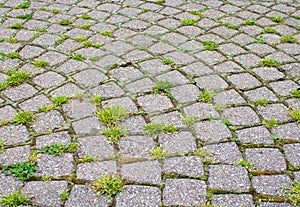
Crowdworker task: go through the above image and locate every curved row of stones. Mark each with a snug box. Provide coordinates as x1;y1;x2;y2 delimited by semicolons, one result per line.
0;0;300;206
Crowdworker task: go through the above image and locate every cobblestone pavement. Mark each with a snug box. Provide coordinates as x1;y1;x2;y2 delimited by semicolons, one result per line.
0;0;299;206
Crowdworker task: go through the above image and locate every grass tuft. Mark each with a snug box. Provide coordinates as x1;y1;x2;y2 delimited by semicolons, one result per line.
13;112;35;125
3;161;37;181
92;175;124;199
270;16;283;23
290;109;300;123
149;146;167;160
97;106;129;126
15;1;30;9
144;122;178;137
199;90;215;103
260;58;279;67
33;59;49;68
281;35;297;43
0;191;31;207
102;127;127;144
181;18;198;26
203;40;219;50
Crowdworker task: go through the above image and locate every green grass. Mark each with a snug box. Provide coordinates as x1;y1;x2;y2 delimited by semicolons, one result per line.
15;1;30;9
193;148;212;159
52;96;69;106
149;146;167;160
254;99;270;107
16;13;33;19
6;23;22;29
260;58;279;67
81;40;93;47
144;122;178;137
13;112;35;125
290;109;300;123
180;115;198;127
6;37;18;43
38;142;78;157
270;16;283;23
33;59;49;68
281;35;297;43
78;155;99;163
80;14;93;19
224;23;238;29
162;58;174;65
102;127;127;144
51;9;60;14
59;191;69;201
270;134;282;141
55;34;69;45
243;20;256;25
3;161;37;181
156;0;165;4
92;175;124;199
0;191;32;207
6;70;30;86
187;10;204;17
6;52;20;59
75;36;87;42
59;19;73;26
101;30;113;37
69;53;86;61
199;90;215;103
91;95;102;106
203;40;219;50
291;89;300;98
283;182;300;206
263;27;277;34
89;56;101;61
153;80;173;97
254;36;266;44
238;159;253;170
264;119;279;128
97;106;129;126
0;140;4;154
181;18;198;26
81;24;92;30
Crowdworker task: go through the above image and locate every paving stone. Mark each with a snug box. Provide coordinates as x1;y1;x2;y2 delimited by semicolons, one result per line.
223;106;260;126
0;125;30;145
93;55;125;69
285;98;300;110
257;104;291;122
269;80;299;97
0;171;23;197
19;94;52;112
219;43;247;56
116;185;161;207
156;70;189;85
63;99;97;119
148;42;176;55
281;63;300;78
234;54;260;68
197;33;226;44
283;143;300;167
102;97;138;113
163;179;206;206
37;51;67;66
194;120;232;143
163;156;204;177
182;103;220;120
110;66;144;82
212;194;254;207
50;83;84;97
23;181;68;207
137;94;173;114
252;67;285;82
138;59;171;74
231;33;255;45
266;52;295;64
121;160;161;184
259;202;293;207
56;59;89;74
195;75;228;90
204;142;243;165
74;48;106;60
120;115;146;134
213;61;244;73
125;78;155;94
78;135;114;160
65;185;108;207
32;110;66;133
252;175;292;196
150;111;186;129
120;135;154;159
227;73;261;90
76;161;117;181
35;131;72;149
72;69;107;88
272;123;300;141
180;61;214;76
236;126;273;144
89;82;125;98
208;165;250;192
33;71;65;89
214;89;246;105
19;45;45;59
195;51;226;65
3;84;38;102
159;131;197;154
244;86;279;101
163;51;196;65
170;84;201;104
0;145;31;165
72;116;102;135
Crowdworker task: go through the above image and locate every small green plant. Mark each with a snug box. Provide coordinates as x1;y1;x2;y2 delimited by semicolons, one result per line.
254;99;270;107
290;109;300;123
0;140;4;154
281;35;297;43
180;115;198;127
6;23;22;29
291;89;300;98
33;59;49;68
238;159;253;170
142;8;149;13
3;161;37;181
295;16;300;20
0;191;32;207
75;36;87;42
92;175;124;199
264;119;279;128
59;19;73;26
16;13;33;19
222;118;232;126
6;52;20;59
101;30;113;37
42;175;52;182
263;27;277;34
6;37;18;43
199;90;215;103
55;34;68;45
15;1;30;9
97;106;129;126
187;10;204;17
0;52;5;60
13;112;35;125
91;95;102;106
260;58;279;67
243;20;256;25
38;7;46;11
51;96;69;107
255;36;266;44
78;155;98;163
149;146;167;160
270;134;282;141
181;18;198;26
80;14;92;19
102;127;127;144
270;16;283;23
283;182;300;206
81;24;92;30
0;38;4;43
156;0;165;4
153;80;173;97
59;191;69;201
203;40;219;50
69;53;86;61
144;122;178;137
163;125;179;133
81;40;93;47
51;9;60;14
6;70;30;86
224;23;238;29
39;142;78;156
193;148;212;159
89;56;101;61
162;58;174;65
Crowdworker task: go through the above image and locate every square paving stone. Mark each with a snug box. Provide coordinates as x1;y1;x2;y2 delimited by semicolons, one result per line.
208;165;250;192
19;45;45;59
163;156;204;177
72;69;107;87
19;94;52;112
150;111;186;128
163;51;196;65
270;80;299;97
257;104;291;122
89;82;125;98
33;71;66;89
72;116;103;135
36;153;74;177
125;78;155;94
245;148;286;172
65;185;108;207
214;89;246;105
0;145;31;165
0;171;23;197
23;181;68;207
76;161;117;181
234;54;260;68
156;70;189;85
78;135;114;160
138;59;171;74
212;194;254;207
31;110;66;133
195;75;228;90
63;99;97;119
158;131;197;155
3;84;38;102
180;61;213;76
170;84;201;104
283;143;300;167
137;94;173;114
219;43;247;56
120;116;146;134
0;125;30;145
163;178;206;206
56;59;89;74
121;160;161;184
259;202;293;207
116;185;161;207
252;175;292;196
223;106;260;126
35;131;71;149
102;97;138;113
194;120;232;143
37;51;67;66
227;73;261;90
235;126;273;144
244;86;279;101
182;103;220;120
272;123;300;141
110;66;144;82
50;83;84;97
195;51;226;65
204;142;243;165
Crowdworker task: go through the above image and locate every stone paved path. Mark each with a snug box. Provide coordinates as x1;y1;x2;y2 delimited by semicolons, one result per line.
0;0;299;206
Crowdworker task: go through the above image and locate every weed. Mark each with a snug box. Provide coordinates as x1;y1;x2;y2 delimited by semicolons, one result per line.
222;118;232;126
263;27;277;34
290;109;300;123
38;7;46;11
254;36;266;43
55;34;68;45
254;99;270;107
89;56;101;61
281;35;297;43
144;122;178;137
181;18;198;26
78;155;98;163
180;115;197;127
97;106;129;126
69;53;86;61
0;38;4;43
16;13;33;19
203;40;219;50
0;52;5;60
214;104;224;112
163;125;179;133
0;82;7;91
92;175;124;199
91;95;102;105
238;159;253;169
6;52;20;59
33;59;49;68
291;89;300;98
3;161;37;181
149;146;167;160
80;14;92;19
59;191;69;201
199;90;215;103
42;175;52;182
82;40;93;47
270;16;283;23
0;140;4;154
224;23;238;29
59;19;73;26
15;1;30;9
13;112;35;125
270;134;282;141
6;70;30;86
0;191;31;207
0;2;2;8
51;96;69;107
201;203;221;207
81;24;92;30
260;58;279;67
6;37;18;43
156;0;165;4
75;36;87;42
187;9;204;17
38;105;53;112
92;43;101;48
39;142;78;156
264;119;279;128
193;148;212;159
243;20;256;25
162;58;174;65
142;8;149;13
295;16;300;20
153;80;173;97
102;127;127;144
283;182;300;206
51;9;60;14
296;26;300;30
101;30;113;37
32;33;40;39
107;63;120;70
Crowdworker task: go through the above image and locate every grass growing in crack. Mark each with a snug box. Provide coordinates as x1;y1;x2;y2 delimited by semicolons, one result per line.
0;191;32;207
16;13;33;20
264;119;279;128
290;109;300;123
97;106;129;126
33;59;49;68
270;134;282;141
153;80;173;97
243;20;256;25
193;148;212;159
222;118;232;126
59;19;73;26
162;58;174;65
81;24;92;30
238;159;253;170
6;37;18;43
260;58;279;67
6;23;22;29
52;96;69;106
89;56;101;61
187;9;204;17
283;181;300;206
291;89;300;98
91;95;102;106
75;36;87;42
254;98;270;107
101;30;113;37
144;122;178;137
263;27;277;34
203;40;218;50
180;115;197;127
78;155;99;163
181;18;198;26
13;112;35;125
39;142;78;156
156;0;165;4
92;175;124;199
6;52;20;59
69;53;86;61
224;23;238;29
149;146;167;160
55;34;68;45
0;140;4;154
51;9;60;14
5;70;30;87
81;40;93;47
281;35;297;43
270;16;283;23
3;161;37;181
59;190;69;201
102;127;127;144
15;1;30;9
80;14;93;19
199;90;215;103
